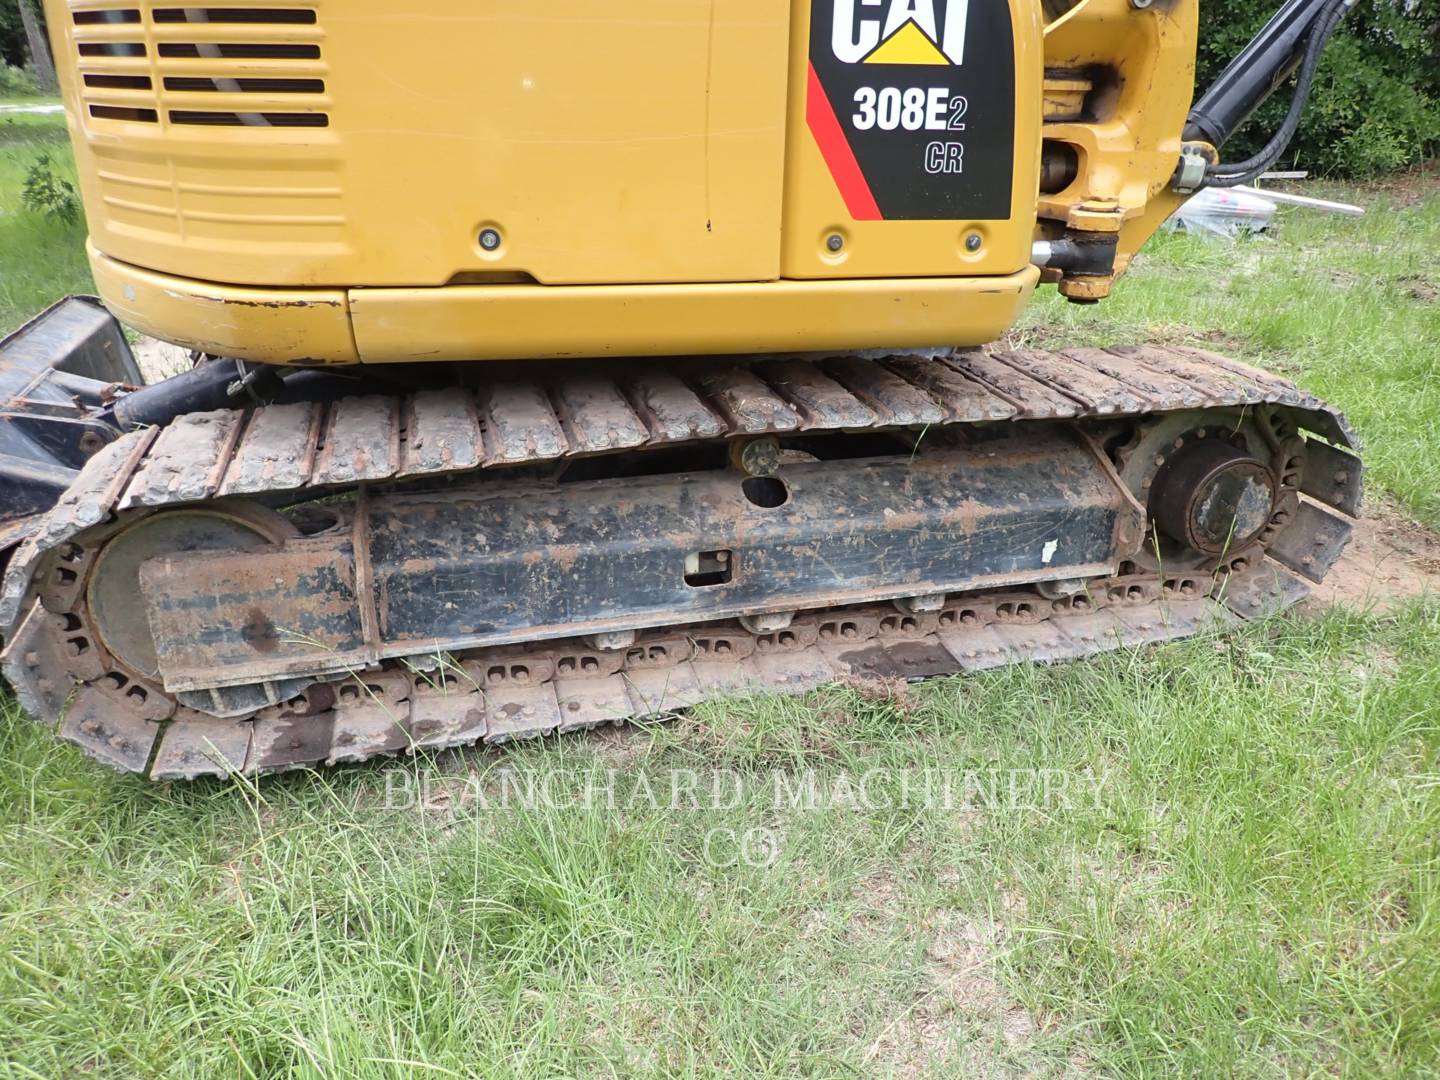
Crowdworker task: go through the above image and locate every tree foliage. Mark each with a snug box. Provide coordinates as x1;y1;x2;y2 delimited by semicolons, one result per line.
1197;0;1440;175
0;0;28;71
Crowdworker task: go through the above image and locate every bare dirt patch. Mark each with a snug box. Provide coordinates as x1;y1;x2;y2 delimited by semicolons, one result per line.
1271;161;1440;210
1309;494;1440;610
1350;162;1440;208
849;867;1051;1077
1398;274;1436;303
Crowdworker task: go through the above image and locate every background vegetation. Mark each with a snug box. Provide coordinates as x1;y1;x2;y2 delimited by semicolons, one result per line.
1198;0;1440;176
0;1;29;71
2;601;1438;1079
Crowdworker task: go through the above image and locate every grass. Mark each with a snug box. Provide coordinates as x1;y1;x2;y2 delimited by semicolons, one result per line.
0;109;93;336
2;607;1438;1077
1;114;1438;1076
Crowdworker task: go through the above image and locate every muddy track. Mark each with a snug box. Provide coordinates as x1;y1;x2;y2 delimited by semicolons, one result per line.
0;344;1362;780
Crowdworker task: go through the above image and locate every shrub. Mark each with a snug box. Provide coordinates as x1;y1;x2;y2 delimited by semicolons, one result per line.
21;153;80;224
0;60;37;97
1197;0;1440;176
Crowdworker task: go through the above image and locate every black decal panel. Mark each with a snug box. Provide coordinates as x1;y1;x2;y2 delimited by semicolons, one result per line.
808;0;1015;220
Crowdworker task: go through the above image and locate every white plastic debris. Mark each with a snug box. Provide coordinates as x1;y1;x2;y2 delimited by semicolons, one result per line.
1237;185;1363;216
1167;186;1278;237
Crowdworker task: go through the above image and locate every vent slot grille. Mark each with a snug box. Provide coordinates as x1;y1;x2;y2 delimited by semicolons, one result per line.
79;42;147;57
163;76;323;93
169;109;327;126
74;4;328;129
74;9;142;23
156;42;320;58
85;73;154;89
90;104;159;122
152;7;317;23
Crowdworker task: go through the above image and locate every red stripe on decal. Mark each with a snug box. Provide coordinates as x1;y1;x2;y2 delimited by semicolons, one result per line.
805;62;882;221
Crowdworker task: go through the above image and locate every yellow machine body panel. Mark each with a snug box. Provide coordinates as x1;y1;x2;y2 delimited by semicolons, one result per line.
54;0;797;287
47;0;1197;362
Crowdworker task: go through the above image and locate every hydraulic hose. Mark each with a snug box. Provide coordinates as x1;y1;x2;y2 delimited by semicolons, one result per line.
1202;0;1353;187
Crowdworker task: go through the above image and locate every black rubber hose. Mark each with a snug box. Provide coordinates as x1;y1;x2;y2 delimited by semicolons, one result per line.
1203;0;1352;187
108;358;249;429
107;359;446;430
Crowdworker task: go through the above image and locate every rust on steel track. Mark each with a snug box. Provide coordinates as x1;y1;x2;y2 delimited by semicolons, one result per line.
0;344;1363;781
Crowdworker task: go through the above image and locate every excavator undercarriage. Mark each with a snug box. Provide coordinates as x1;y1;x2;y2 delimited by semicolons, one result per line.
1;328;1360;780
0;0;1367;779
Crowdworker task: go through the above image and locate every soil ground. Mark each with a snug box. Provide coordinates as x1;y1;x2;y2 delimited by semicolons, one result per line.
1309;495;1440;609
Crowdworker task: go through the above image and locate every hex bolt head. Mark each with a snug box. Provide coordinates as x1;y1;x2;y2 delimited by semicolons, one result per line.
586;630;635;651
826;233;844;252
732;436;781;477
740;611;795;635
965;233;982;252
479;228;502;251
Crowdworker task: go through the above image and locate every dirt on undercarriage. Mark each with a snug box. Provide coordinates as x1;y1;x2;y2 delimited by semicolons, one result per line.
127;334;1439;617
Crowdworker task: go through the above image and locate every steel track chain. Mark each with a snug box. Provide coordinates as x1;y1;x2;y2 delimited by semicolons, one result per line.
0;344;1364;780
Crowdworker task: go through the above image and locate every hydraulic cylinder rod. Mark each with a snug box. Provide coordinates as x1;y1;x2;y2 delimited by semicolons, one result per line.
1184;0;1346;149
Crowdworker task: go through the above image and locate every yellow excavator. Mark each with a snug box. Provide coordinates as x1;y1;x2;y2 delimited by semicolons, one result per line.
1;0;1361;779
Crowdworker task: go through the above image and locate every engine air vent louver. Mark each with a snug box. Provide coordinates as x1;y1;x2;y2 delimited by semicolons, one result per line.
73;4;328;129
163;76;323;93
84;73;154;90
89;104;159;122
156;42;320;58
78;42;147;57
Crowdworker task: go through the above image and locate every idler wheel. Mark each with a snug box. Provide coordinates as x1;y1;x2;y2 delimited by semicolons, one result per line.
87;503;297;678
1149;440;1276;555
